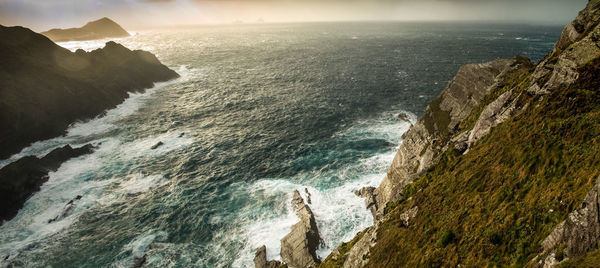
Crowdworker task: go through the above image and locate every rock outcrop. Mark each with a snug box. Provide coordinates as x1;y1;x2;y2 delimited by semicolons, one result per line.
0;25;179;159
41;17;130;42
254;246;282;268
532;176;600;267
0;144;95;223
280;190;321;268
370;58;519;219
528;0;600;95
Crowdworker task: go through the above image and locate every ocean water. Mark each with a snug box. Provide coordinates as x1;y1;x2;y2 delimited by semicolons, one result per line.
0;22;561;267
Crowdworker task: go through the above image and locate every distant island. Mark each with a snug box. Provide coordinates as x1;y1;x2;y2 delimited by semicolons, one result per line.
41;17;130;42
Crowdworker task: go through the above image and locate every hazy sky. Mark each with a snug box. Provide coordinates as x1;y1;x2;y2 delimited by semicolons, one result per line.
0;0;588;31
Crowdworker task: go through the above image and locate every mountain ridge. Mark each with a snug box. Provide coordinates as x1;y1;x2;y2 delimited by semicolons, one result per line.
41;17;130;42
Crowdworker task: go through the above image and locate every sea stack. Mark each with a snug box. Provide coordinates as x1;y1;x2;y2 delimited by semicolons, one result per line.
41;17;130;42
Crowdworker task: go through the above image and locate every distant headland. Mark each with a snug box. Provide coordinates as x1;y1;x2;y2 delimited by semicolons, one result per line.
41;17;130;42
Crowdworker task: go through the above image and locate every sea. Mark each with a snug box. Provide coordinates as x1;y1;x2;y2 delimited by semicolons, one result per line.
0;22;561;267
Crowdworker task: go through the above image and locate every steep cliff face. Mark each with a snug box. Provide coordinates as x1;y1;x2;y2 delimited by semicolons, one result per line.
372;58;529;219
321;1;600;267
41;17;130;42
0;25;178;159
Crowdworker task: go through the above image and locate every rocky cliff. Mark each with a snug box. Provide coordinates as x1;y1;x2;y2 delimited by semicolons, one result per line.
41;17;130;42
0;25;178;160
320;0;600;267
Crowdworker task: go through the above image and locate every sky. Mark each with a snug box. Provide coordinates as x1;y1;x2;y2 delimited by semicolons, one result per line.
0;0;589;31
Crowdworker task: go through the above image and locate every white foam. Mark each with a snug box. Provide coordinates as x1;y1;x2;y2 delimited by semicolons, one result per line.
111;230;169;268
232;109;414;266
119;174;168;195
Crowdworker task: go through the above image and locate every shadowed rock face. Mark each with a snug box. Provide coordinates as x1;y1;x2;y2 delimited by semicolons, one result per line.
0;144;95;224
0;25;179;160
280;190;321;268
41;17;130;42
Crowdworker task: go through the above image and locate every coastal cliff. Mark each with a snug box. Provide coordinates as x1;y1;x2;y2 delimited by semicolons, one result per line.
320;0;600;266
41;17;130;42
0;25;179;160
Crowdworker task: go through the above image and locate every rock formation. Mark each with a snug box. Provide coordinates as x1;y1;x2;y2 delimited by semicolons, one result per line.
0;144;95;223
370;57;524;219
532;176;600;267
280;190;321;268
255;190;322;268
41;17;130;42
253;246;282;268
0;25;179;160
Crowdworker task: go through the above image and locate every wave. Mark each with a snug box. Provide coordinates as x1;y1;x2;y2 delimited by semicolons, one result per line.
229;110;414;267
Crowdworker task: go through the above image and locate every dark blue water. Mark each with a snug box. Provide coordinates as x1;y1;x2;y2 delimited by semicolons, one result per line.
0;22;561;267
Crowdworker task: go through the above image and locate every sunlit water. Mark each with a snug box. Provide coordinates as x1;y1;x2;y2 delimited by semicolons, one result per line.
0;22;560;267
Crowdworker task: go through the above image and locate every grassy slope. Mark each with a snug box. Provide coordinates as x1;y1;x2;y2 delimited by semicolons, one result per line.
306;54;600;267
362;56;600;267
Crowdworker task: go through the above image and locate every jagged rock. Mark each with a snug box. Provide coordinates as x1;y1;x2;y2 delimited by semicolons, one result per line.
372;58;517;219
150;142;164;150
0;144;95;223
355;187;378;217
466;88;529;152
399;206;418;227
41;17;130;42
254;245;282;268
343;226;377;268
305;188;312;204
47;195;83;223
133;254;146;268
397;112;412;124
532;176;600;267
451;131;470;154
529;0;600;95
280;190;321;268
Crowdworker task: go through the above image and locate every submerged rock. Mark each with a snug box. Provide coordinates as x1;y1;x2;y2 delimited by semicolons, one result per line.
48;195;84;223
280;190;321;268
150;142;164;150
253;245;282;268
0;144;95;224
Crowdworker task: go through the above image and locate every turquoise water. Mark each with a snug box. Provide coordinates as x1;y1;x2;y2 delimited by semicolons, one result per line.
0;22;560;267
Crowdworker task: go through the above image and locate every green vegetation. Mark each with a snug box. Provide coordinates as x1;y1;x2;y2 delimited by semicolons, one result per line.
559;249;600;267
364;56;600;267
422;94;452;137
319;230;367;268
